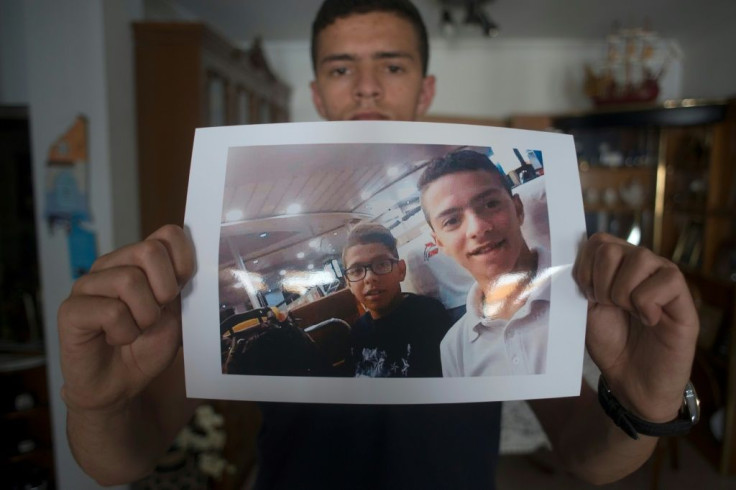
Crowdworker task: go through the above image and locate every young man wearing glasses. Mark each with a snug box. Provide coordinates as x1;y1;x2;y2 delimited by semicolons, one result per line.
343;222;451;377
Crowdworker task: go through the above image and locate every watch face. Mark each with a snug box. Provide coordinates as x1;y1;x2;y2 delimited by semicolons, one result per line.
683;381;701;424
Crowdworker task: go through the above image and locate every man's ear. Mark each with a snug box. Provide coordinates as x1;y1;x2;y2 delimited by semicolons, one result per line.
431;229;444;252
415;75;436;117
310;80;328;119
513;194;525;225
397;259;407;281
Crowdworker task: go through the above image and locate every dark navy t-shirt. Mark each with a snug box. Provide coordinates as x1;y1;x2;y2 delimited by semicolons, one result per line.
255;401;502;490
350;293;450;378
255;293;501;489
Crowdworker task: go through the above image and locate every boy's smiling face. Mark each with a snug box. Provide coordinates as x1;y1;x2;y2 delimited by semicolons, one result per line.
422;169;530;288
344;242;406;319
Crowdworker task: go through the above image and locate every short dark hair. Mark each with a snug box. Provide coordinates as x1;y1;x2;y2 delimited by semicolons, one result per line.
342;222;399;266
311;0;429;76
418;149;513;227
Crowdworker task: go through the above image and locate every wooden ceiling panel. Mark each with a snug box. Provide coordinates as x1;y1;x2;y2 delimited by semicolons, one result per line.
267;174;310;217
224;181;256;219
311;166;352;211
320;163;375;212
245;180;276;219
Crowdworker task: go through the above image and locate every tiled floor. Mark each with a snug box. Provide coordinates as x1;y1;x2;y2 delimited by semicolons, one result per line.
496;439;736;490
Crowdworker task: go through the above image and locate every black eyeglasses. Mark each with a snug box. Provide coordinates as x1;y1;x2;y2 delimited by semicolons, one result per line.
344;258;398;282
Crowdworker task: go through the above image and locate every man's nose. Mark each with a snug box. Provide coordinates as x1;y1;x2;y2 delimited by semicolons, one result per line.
465;209;492;238
363;267;380;283
354;67;381;100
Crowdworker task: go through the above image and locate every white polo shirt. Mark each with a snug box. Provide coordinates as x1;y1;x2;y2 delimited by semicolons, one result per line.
440;248;551;377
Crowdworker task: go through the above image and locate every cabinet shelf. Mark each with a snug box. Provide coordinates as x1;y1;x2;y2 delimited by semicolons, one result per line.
1;357;54;486
0;353;45;373
667;208;736;221
553;99;728;130
8;447;53;464
2;405;50;421
583;204;652;213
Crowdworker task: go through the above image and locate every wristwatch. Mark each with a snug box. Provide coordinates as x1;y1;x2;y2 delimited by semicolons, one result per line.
598;375;700;440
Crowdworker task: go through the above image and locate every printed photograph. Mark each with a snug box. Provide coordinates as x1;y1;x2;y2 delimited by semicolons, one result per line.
182;121;587;404
217;142;551;379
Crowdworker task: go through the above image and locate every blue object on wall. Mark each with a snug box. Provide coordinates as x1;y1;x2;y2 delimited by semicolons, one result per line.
68;219;97;279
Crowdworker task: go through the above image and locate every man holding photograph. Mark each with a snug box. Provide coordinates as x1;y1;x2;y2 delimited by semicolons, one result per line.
58;0;699;488
418;149;550;376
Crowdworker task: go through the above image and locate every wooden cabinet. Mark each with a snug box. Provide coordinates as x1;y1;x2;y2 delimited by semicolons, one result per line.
0;108;50;486
551;102;729;251
550;99;736;474
133;22;291;237
0;354;54;488
133;23;291;489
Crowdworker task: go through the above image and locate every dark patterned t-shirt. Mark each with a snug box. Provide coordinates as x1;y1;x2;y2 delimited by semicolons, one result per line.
349;293;451;377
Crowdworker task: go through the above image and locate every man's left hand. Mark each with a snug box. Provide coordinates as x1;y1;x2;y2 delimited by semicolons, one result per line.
573;232;699;423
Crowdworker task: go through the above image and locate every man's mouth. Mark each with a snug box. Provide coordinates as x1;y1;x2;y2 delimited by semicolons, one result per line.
351;112;389;120
468;240;506;257
364;289;384;299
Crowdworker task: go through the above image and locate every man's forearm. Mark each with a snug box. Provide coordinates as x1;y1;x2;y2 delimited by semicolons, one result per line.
531;382;660;485
67;396;174;485
65;352;201;485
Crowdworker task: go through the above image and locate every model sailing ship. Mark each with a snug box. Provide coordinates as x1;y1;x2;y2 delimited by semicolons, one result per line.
584;21;679;106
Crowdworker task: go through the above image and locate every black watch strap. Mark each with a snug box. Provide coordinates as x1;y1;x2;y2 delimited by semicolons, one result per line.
597;375;700;440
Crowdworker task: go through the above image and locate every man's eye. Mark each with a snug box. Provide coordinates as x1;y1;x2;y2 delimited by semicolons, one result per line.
330;66;349;77
386;65;404;74
347;266;364;277
484;200;499;209
441;216;460;229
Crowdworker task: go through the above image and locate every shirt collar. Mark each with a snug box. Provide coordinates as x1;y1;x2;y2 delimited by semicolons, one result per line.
465;246;552;341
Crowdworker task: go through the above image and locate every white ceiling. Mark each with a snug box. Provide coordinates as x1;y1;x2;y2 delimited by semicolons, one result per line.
216;141;464;306
165;0;735;43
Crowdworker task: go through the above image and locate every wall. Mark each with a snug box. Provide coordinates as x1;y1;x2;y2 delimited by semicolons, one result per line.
22;0;141;488
428;38;682;119
674;0;736;100
261;41;318;122
264;37;684;123
103;0;142;246
0;0;28;104
681;29;736;99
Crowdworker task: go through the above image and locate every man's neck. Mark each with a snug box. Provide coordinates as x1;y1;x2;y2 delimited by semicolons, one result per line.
369;292;407;319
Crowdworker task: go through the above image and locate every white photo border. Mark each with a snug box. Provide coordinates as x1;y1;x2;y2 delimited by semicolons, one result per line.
182;121;588;404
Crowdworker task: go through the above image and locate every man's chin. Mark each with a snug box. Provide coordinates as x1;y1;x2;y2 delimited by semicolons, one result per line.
466;259;509;286
363;298;384;309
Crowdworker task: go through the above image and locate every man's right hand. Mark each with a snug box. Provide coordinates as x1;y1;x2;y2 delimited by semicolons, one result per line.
58;225;195;413
58;225;200;484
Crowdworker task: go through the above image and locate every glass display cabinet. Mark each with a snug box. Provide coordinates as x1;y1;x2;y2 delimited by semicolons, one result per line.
553;99;736;475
